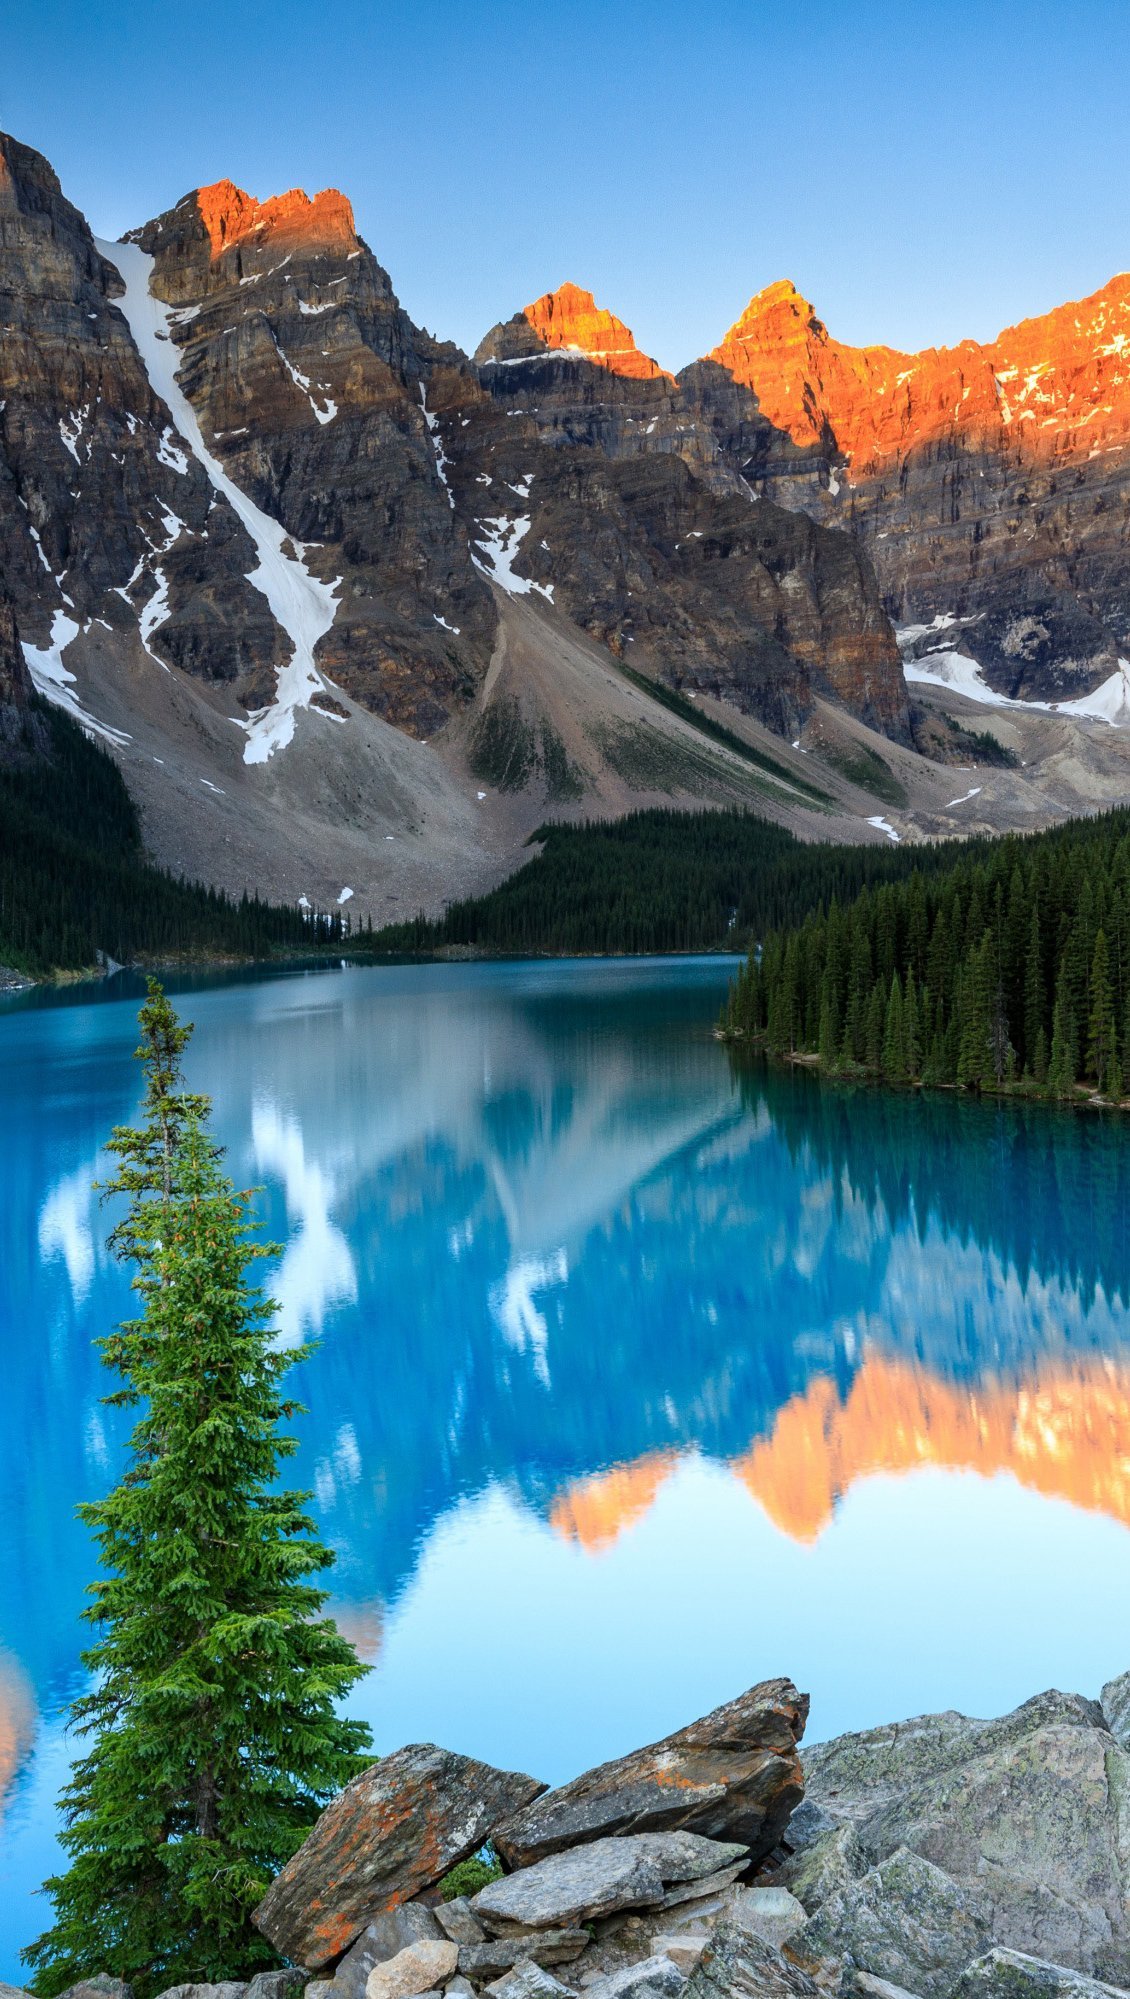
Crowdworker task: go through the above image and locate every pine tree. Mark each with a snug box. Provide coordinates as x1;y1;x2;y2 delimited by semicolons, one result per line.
1088;928;1117;1093
882;972;908;1081
25;986;372;1999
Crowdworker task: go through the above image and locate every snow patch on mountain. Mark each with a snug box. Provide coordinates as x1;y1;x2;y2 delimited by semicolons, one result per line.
101;238;342;763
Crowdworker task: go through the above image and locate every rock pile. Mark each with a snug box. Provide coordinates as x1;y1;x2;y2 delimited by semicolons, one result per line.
13;1673;1130;1999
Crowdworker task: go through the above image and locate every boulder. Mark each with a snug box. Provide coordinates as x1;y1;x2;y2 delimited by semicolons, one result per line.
792;1847;991;1999
472;1840;668;1929
729;1889;807;1951
253;1746;545;1968
1;1986;30;1999
801;1692;1130;1978
653;1941;711;1975
587;1960;687;1999
365;1944;458;1999
332;1907;445;1999
483;1969;573;1999
629;1837;751;1884
436;1902;487;1947
951;1951;1130;1999
457;1935;590;1980
495;1683;807;1873
685;1922;822;1999
246;1979;309;1999
155;1987;248;1999
1099;1674;1130;1752
447;1981;477;1999
850;1978;921;1999
59;1982;135;1999
775;1826;867;1915
661;1868;749;1910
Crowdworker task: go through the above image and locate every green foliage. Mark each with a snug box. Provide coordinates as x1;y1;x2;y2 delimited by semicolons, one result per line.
724;808;1130;1104
468;697;538;792
440;1849;504;1901
363;808;967;960
0;704;345;975
817;741;907;807
609;660;833;806
24;985;372;1998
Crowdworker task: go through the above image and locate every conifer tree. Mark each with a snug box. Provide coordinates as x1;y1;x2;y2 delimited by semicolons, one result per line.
1088;928;1117;1093
25;985;372;1999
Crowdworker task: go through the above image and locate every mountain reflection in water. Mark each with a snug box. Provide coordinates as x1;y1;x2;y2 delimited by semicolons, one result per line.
3;957;1130;1977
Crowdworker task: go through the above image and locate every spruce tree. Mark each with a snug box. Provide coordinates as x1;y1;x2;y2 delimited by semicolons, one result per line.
25;985;372;1999
1088;928;1117;1093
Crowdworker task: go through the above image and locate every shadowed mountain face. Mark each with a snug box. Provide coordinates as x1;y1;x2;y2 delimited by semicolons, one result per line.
685;278;1130;698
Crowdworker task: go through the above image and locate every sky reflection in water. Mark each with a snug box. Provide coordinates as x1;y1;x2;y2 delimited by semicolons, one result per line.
2;956;1130;1978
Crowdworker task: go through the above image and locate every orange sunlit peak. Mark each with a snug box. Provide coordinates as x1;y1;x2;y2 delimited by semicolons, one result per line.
549;1450;679;1552
195;180;358;261
521;282;672;381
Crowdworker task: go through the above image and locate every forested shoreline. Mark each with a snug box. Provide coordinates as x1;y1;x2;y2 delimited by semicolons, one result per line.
723;807;1130;1105
0;704;346;977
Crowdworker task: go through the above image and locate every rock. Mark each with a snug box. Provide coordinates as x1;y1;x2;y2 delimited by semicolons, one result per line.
59;1982;135;1999
775;1826;868;1915
305;1987;334;1999
365;1944;459;1999
729;1889;807;1951
951;1951;1130;1999
246;1980;309;1999
332;1906;446;1999
445;1982;476;1999
780;1803;837;1857
630;1835;751;1884
473;1839;670;1929
0;1986;30;1999
588;1960;687;1999
792;1848;991;1999
253;1745;545;1967
660;1868;748;1911
800;1692;1129;1977
653;1940;711;1974
850;1978;922;1999
458;1934;590;1980
495;1682;808;1872
685;1921;822;1999
154;1987;247;1999
482;1968;574;1999
436;1901;487;1946
1098;1673;1130;1750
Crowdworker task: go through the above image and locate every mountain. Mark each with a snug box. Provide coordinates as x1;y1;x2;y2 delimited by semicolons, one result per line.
4;126;1130;936
689;277;1130;700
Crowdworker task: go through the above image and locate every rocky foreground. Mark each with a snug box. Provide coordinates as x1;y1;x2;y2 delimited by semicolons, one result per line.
10;1671;1130;1999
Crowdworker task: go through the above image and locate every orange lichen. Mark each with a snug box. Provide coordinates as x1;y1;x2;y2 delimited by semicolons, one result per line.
521;283;672;381
710;274;1130;473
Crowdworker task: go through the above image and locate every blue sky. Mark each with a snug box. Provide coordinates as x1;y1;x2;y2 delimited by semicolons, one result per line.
4;0;1127;370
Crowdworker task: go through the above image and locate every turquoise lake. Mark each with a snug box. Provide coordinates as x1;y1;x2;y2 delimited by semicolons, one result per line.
3;956;1130;1980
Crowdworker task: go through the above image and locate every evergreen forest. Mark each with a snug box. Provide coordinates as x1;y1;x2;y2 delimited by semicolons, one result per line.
724;806;1130;1102
0;705;344;976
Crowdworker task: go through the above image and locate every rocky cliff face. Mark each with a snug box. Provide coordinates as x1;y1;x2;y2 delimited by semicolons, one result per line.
128;179;496;734
689;277;1130;697
471;284;907;737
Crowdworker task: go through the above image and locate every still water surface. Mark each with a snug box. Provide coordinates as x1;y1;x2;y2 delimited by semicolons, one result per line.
3;957;1130;1977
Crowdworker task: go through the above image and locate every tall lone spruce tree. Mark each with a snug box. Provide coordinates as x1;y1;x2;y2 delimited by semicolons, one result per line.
26;983;372;1998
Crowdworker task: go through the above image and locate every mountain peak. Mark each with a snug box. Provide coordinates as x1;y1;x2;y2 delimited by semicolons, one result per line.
476;281;670;379
185;178;359;260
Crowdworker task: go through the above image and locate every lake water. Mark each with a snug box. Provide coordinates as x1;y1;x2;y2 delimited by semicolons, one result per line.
3;956;1130;1978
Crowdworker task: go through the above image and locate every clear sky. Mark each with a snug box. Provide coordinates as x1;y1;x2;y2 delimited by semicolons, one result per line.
3;0;1127;372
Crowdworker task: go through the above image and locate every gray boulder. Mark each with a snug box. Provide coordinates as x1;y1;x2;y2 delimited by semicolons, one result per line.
483;1970;573;1999
792;1846;991;1999
1099;1675;1130;1752
776;1825;868;1915
495;1683;808;1873
472;1839;668;1929
435;1902;486;1947
661;1868;749;1910
246;1980;309;1999
685;1922;822;1999
729;1889;807;1951
155;1986;247;1999
1;1986;31;1999
588;1960;687;1999
60;1982;135;1999
333;1907;445;1999
801;1692;1130;1976
458;1936;590;1980
951;1950;1130;1999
